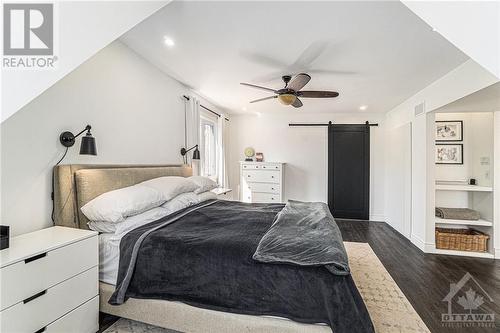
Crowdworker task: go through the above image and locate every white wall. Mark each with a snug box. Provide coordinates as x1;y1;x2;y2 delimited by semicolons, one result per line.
228;112;385;221
402;1;500;79
1;1;169;123
383;60;498;251
1;40;206;236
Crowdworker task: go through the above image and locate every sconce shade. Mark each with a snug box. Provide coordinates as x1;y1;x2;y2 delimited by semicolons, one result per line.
80;133;97;155
192;146;200;160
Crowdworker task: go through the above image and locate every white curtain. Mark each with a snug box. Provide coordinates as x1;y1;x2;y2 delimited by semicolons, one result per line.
217;114;229;188
185;96;200;174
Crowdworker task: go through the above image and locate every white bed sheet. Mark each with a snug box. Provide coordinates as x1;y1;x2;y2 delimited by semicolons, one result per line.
99;233;121;285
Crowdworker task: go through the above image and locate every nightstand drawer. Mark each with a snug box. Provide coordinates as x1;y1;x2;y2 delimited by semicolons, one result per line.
242;170;280;183
46;296;99;333
0;266;98;333
0;236;98;311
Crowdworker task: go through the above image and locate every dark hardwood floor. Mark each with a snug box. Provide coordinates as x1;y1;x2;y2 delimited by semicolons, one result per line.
99;220;500;333
337;219;500;333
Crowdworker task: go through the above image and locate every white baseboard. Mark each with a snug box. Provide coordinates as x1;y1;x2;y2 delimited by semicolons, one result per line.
369;215;385;222
410;234;434;253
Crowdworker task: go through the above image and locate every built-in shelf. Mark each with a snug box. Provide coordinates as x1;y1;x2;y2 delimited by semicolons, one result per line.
435;184;493;192
435;217;493;227
432;248;494;259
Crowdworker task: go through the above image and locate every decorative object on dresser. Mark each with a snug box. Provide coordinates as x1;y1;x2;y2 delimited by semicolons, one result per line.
240;161;284;203
435;120;463;141
0;226;99;333
255;152;264;162
0;226;9;250
244;147;255;161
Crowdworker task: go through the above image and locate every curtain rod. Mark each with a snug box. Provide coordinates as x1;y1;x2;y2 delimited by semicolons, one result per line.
183;95;229;121
289;121;378;127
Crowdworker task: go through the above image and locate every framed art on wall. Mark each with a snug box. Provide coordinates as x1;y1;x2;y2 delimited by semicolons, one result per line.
435;121;463;141
435;144;463;164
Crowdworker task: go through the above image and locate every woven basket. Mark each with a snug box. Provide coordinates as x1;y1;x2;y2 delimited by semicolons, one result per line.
435;228;489;252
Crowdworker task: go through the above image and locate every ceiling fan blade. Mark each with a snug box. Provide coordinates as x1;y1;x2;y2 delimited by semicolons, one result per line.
250;96;277;103
290;41;329;70
297;91;339;98
292;98;303;108
287;73;311;91
240;83;277;93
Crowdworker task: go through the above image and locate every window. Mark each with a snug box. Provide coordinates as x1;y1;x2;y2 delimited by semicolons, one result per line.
200;111;219;180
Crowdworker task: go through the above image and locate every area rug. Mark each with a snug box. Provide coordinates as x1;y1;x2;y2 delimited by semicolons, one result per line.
103;242;429;333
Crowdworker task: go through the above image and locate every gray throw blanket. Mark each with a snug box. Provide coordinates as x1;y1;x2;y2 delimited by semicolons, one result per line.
435;207;480;220
253;200;349;275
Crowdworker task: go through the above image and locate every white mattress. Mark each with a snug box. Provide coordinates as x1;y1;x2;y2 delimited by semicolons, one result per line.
99;233;120;285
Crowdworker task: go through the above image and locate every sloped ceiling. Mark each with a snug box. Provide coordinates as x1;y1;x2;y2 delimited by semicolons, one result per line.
1;1;169;123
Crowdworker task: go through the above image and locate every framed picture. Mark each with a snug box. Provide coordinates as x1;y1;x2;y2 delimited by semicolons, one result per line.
435;121;463;141
436;144;463;164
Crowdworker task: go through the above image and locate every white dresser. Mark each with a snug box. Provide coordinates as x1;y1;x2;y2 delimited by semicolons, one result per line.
240;162;285;203
0;226;99;333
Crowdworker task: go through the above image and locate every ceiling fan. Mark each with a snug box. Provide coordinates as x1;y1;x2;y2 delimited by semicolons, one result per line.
240;73;339;108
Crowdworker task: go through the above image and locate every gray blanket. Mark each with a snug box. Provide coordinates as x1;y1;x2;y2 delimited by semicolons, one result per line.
253;200;349;275
435;207;480;220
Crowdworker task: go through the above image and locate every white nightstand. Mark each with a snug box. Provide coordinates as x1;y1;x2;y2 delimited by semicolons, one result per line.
212;188;233;200
0;226;99;333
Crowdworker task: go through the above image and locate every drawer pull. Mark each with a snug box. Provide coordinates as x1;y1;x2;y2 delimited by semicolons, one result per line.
271;188;275;190
271;176;274;178
23;290;46;304
24;252;47;264
247;175;251;177
35;327;47;333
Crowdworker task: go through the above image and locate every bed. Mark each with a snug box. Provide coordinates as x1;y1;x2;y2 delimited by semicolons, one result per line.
53;164;373;333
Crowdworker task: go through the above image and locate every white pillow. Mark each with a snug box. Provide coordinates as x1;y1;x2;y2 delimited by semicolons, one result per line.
81;184;166;223
113;207;170;238
141;176;199;201
197;191;217;202
161;192;200;212
87;221;117;233
189;176;218;194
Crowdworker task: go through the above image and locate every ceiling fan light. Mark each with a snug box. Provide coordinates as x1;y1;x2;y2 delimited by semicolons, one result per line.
278;94;296;106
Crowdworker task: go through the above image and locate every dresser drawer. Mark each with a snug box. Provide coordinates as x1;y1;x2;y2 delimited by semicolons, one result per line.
0;266;98;333
251;192;281;203
242;164;281;171
46;296;98;333
1;236;98;311
242;170;280;183
245;182;280;194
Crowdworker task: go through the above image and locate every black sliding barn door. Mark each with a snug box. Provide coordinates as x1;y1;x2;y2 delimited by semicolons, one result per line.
328;124;370;220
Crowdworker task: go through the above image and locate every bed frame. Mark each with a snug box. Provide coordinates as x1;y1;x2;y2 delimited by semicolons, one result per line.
53;164;330;333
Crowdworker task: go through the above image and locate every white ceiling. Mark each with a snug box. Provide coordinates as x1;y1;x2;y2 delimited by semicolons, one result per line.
120;1;468;115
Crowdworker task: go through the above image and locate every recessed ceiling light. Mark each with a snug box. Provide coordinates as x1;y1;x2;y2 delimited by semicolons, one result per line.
359;105;368;111
255;112;262;117
163;36;175;47
242;107;247;111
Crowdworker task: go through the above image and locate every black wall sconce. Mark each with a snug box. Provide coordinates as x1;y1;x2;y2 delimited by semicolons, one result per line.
52;124;97;222
180;145;200;164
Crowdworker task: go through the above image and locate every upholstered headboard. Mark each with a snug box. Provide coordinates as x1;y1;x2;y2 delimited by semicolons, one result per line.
53;164;192;230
